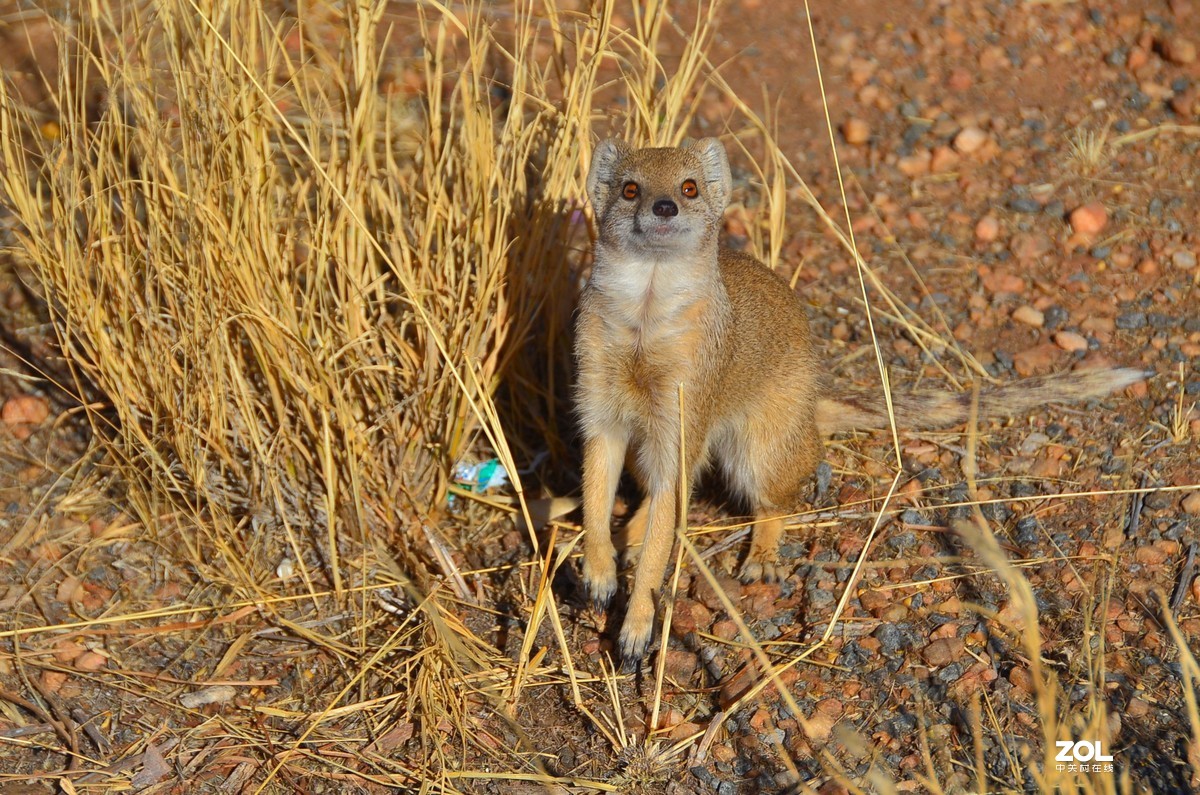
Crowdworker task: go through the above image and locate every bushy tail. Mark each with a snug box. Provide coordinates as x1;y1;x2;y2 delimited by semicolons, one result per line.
814;367;1148;436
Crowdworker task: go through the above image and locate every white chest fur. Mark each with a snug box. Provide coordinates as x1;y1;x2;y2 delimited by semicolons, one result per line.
589;255;714;338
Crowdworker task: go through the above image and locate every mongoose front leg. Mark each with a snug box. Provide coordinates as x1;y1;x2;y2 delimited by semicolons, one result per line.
581;432;627;610
617;487;677;666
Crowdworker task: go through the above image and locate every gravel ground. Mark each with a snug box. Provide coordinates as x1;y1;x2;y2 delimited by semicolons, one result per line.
2;1;1198;793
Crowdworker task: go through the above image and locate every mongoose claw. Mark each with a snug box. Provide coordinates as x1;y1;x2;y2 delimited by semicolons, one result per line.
591;592;614;614
587;579;616;613
617;627;652;671
739;559;781;584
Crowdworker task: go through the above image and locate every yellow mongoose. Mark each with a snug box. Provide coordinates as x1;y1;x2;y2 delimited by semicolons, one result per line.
575;137;1144;664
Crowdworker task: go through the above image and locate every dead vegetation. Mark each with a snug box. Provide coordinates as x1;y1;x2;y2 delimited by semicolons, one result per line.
0;0;1197;793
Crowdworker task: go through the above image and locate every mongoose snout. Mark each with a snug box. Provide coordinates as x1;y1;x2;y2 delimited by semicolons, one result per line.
652;199;678;217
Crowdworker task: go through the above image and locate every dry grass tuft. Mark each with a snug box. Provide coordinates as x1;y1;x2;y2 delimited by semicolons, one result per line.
1066;122;1112;175
0;0;789;788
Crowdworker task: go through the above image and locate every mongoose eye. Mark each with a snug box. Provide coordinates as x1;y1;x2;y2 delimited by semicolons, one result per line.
681;179;699;198
621;182;640;200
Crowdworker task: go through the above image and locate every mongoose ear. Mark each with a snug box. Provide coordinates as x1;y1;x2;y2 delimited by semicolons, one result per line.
587;139;631;208
688;137;732;207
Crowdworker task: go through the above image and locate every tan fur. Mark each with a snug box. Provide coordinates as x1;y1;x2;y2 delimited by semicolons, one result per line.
814;367;1146;434
575;138;1144;663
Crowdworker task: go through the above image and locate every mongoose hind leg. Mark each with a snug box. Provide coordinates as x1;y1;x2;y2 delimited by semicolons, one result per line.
741;513;787;583
616;496;651;566
725;412;823;583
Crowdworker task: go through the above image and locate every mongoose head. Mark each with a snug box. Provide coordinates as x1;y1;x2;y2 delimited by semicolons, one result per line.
586;138;732;259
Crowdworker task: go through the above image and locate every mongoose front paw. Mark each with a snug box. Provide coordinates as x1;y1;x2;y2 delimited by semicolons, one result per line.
617;625;652;671
617;597;655;667
582;555;617;611
739;559;782;584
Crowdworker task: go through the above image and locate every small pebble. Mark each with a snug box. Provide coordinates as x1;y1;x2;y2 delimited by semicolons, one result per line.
1008;666;1034;694
1148;313;1177;330
1146;490;1176;510
1012;305;1044;327
1069;202;1108;235
953;126;989;154
1135;545;1169;566
1161;36;1198;65
1053;330;1089;352
981;269;1027;294
1128;46;1150;72
1009;231;1054;261
921;637;964;667
1172;250;1197;270
1013;343;1058;376
1182;491;1200;515
842;117;871;145
74;651;108;672
1;394;50;426
897;152;932;176
930;145;959;172
975;215;1000;242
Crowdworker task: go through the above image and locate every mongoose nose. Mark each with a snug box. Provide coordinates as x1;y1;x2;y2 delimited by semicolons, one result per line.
652;199;678;218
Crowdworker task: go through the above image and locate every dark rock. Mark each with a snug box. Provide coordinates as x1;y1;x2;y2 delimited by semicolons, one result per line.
1016;516;1039;546
1128;89;1152;110
1009;197;1041;214
884;713;918;736
1145;490;1175;509
1147;313;1177;329
982;502;1012;522
936;662;965;684
1116;311;1147;330
1012;481;1040;498
1042;305;1068;330
875;623;906;655
838;640;872;667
